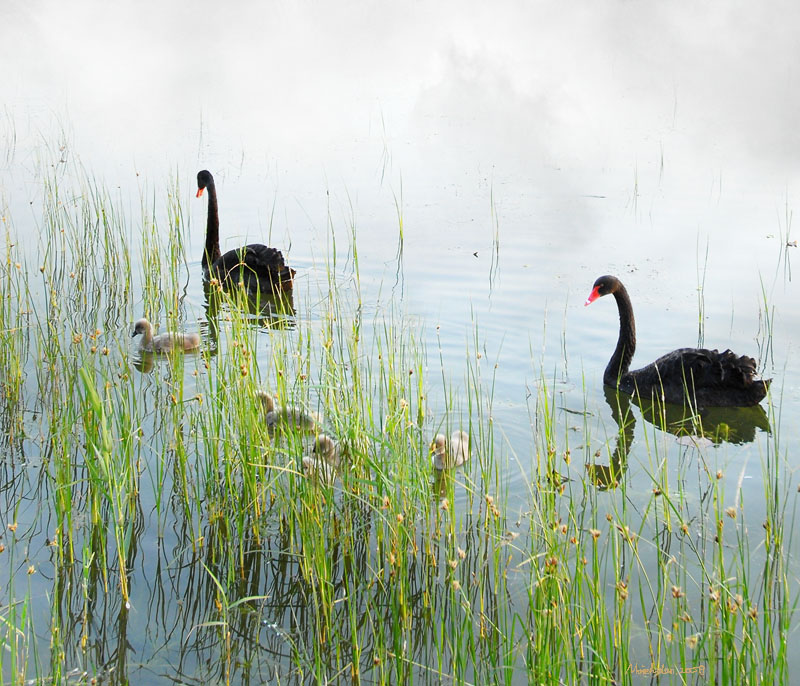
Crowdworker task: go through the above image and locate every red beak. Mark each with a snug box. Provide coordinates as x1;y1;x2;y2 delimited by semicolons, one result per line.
584;285;601;306
196;188;204;198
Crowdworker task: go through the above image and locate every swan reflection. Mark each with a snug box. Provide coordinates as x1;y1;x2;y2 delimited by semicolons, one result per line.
202;281;295;354
586;387;771;490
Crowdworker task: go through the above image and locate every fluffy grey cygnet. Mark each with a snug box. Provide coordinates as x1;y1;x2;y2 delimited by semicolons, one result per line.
132;318;200;353
256;391;321;432
431;430;470;470
302;433;341;484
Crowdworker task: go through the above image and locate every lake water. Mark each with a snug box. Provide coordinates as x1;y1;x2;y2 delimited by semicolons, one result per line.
1;1;798;682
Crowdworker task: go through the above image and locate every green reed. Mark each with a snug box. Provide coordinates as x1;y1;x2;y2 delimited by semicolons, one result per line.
0;153;794;685
511;351;795;685
0;541;35;685
0;226;31;447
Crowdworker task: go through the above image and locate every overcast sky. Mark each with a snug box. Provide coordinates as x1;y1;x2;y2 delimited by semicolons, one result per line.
3;0;798;181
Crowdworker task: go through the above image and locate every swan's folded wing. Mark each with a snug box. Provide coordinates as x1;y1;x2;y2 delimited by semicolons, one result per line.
679;348;760;389
216;244;295;289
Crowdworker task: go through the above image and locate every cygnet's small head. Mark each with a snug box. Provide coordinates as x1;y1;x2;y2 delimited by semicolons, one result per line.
132;318;151;338
256;390;277;413
313;434;338;462
431;434;447;455
196;170;214;198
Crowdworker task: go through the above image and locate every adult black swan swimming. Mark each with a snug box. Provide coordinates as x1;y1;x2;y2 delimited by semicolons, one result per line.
196;170;295;293
585;275;770;407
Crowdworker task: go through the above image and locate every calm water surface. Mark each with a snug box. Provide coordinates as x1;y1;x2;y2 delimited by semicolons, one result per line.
1;0;799;682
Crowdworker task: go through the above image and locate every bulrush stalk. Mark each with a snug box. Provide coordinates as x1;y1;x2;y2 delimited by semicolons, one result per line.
0;151;791;684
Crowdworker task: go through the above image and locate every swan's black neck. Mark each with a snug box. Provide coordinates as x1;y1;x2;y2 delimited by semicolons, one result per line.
604;283;636;386
203;180;221;270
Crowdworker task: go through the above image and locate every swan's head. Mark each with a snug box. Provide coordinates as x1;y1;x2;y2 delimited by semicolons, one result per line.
585;275;621;306
196;170;214;198
132;318;151;338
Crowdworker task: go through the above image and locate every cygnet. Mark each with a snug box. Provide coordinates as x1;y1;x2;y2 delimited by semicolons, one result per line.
256;391;321;432
301;433;341;485
431;430;470;470
132;318;200;353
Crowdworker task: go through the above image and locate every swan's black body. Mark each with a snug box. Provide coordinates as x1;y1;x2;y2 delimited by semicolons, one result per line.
196;170;295;293
585;275;770;407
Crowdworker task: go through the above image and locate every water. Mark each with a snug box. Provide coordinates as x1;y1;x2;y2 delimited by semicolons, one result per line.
1;1;798;682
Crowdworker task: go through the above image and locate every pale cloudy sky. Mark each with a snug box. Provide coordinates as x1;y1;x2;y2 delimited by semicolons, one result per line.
3;0;798;178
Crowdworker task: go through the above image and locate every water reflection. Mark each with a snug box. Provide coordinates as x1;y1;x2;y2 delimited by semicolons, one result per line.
203;281;296;347
131;347;202;374
632;394;771;446
587;387;772;490
50;474;146;684
65;492;506;684
586;388;636;491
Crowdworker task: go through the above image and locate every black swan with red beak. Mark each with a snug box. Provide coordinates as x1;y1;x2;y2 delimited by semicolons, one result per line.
585;275;770;407
196;170;295;293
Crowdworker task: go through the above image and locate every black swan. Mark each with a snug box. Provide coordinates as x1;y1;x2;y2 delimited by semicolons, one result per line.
196;170;295;293
584;275;770;407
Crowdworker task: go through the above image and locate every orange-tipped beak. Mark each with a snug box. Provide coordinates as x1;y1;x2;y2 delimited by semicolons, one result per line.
196;188;204;198
584;285;601;306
